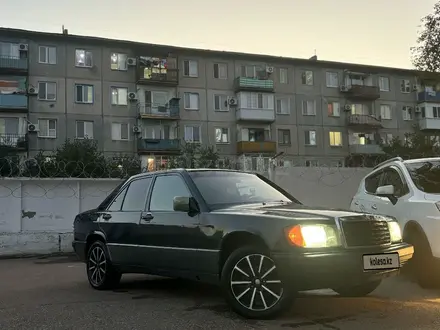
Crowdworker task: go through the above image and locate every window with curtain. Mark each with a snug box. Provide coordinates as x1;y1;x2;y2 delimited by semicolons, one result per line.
111;123;129;140
111;87;128;105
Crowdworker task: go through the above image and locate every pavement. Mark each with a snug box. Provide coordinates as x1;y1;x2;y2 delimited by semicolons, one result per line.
1;256;440;330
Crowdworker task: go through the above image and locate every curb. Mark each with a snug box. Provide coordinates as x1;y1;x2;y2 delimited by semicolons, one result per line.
0;252;77;260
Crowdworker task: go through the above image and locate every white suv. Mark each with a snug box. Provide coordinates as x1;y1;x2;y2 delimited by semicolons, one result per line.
350;157;440;288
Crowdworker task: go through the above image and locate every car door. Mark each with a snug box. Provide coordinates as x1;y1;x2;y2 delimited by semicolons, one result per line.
135;173;211;274
353;169;384;213
98;176;153;266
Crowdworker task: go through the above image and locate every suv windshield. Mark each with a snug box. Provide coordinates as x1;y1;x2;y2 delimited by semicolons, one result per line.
405;160;440;194
188;171;300;208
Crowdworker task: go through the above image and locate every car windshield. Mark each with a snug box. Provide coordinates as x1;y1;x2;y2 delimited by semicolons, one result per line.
405;160;440;194
188;171;300;208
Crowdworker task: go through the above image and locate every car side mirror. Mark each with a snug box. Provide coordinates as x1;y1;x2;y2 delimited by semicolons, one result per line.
375;185;397;205
173;196;199;214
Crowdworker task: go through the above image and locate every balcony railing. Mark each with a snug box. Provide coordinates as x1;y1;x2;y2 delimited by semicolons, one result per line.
234;77;274;92
0;133;28;149
348;144;384;154
138;99;180;119
0;94;28;111
136;67;178;85
341;85;380;100
137;138;180;152
0;56;28;71
347;114;382;127
418;118;440;130
417;91;440;103
237;141;277;154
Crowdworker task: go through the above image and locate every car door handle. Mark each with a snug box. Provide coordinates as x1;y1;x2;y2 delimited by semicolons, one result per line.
371;205;377;210
102;214;112;221
140;212;154;223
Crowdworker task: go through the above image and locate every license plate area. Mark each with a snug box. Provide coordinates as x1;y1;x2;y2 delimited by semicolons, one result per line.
363;253;400;271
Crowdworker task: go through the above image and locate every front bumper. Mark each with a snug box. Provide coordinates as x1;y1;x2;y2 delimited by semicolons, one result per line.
273;243;414;291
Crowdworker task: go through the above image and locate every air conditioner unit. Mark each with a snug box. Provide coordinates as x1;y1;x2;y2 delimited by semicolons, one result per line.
28;123;39;132
132;126;141;133
266;66;274;74
19;43;28;51
128;92;137;101
228;97;237;106
340;85;348;92
27;87;38;95
344;104;352;111
127;57;137;66
415;106;421;113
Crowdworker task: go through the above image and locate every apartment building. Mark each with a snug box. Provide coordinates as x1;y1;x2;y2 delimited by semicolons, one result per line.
0;27;438;170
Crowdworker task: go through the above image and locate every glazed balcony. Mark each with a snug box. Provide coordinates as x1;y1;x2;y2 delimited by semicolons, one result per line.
234;77;274;92
0;133;28;150
418;118;440;130
137;138;180;153
0;56;28;73
136;56;178;86
237;141;277;154
0;94;28;112
417;91;440;103
347;114;382;128
341;85;380;100
138;98;180;120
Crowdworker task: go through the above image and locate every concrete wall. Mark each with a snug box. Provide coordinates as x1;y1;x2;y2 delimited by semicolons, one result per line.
0;167;373;257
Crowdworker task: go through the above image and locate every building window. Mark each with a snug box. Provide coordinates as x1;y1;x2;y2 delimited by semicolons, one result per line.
75;84;94;104
304;130;316;145
278;129;291;145
38;46;56;64
37;119;56;138
111;87;128;106
241;65;263;78
184;125;201;143
213;63;227;79
422;105;440;118
75;49;93;67
184;92;199;110
379;76;390;91
305;160;319;167
37;82;56;101
326;72;339;88
110;53;127;71
380;104;392;119
214;94;228;111
279;68;288;84
76;121;94;139
0;42;20;57
301;70;313;85
402;106;413;120
327;102;340;117
381;133;393;145
111;123;129;140
183;60;198;77
351;103;370;115
400;79;411;93
243;92;273;109
302;100;316;115
215;128;229;143
329;131;342;146
276;98;289;115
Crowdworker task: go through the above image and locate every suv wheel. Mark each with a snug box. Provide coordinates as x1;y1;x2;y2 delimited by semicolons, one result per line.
86;240;121;290
221;246;295;319
332;280;381;297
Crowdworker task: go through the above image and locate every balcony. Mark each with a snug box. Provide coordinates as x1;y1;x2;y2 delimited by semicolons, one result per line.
234;77;274;92
347;114;382;128
138;98;180;120
0;56;28;73
236;109;275;122
136;56;178;86
417;91;440;103
349;144;384;154
0;133;28;150
418;118;440;130
137;138;180;153
237;141;277;154
341;85;380;100
0;94;28;112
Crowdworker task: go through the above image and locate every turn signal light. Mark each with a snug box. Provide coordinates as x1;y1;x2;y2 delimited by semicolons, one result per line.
285;225;305;247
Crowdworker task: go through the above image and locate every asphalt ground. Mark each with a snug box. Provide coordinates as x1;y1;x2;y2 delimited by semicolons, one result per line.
1;255;440;329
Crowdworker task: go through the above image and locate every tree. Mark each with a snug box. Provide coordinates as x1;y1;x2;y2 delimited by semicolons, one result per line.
411;2;440;72
167;142;225;169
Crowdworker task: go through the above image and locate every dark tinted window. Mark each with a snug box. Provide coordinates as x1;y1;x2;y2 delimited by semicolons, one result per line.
365;171;382;194
98;178;128;210
107;187;128;211
121;177;152;211
381;168;408;197
150;175;190;211
405;161;440;194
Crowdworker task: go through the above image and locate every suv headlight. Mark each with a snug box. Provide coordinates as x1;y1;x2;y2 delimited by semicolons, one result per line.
285;224;341;248
388;221;402;243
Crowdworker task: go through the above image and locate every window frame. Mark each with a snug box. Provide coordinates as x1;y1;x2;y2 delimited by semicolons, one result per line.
329;131;343;147
364;169;384;195
213;94;228;111
276;97;290;115
213;63;227;79
111;87;128;106
326;71;339;88
215;127;229;144
38;45;57;65
327;101;340;117
402;106;413;120
183;59;199;77
380;104;392;120
148;174;192;212
301;70;314;85
110;53;128;71
75;49;93;68
37;118;57;138
111;122;130;141
379;76;390;92
400;79;411;93
75;84;94;104
75;120;94;139
37;81;57;101
279;68;288;84
302;100;316;116
184;92;200;110
304;130;317;146
184;125;201;143
278;129;291;145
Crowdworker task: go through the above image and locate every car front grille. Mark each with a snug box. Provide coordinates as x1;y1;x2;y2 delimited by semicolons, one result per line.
340;217;391;247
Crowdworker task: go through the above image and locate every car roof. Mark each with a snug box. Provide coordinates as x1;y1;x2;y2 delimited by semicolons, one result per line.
403;157;440;164
127;168;254;180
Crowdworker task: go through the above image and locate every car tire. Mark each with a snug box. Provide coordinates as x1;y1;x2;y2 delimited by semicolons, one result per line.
220;246;295;319
332;280;381;297
86;240;122;290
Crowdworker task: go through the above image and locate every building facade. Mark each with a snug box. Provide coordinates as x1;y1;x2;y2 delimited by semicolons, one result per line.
0;28;438;170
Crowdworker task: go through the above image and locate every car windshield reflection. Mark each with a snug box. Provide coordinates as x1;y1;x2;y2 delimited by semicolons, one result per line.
405;161;440;194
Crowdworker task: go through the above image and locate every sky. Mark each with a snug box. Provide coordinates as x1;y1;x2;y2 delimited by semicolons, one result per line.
1;0;438;69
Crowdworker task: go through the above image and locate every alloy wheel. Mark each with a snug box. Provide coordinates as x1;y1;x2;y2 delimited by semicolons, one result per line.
88;246;107;286
230;254;283;311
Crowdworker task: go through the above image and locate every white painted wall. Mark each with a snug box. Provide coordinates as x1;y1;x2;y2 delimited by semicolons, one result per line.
0;167;373;257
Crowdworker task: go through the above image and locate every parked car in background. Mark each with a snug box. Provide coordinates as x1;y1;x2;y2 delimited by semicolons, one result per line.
350;157;440;288
73;169;413;319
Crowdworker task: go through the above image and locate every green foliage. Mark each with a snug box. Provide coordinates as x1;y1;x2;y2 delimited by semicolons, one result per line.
167;142;223;169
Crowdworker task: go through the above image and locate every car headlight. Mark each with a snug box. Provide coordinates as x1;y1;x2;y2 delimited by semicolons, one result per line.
388;221;402;243
285;224;341;248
